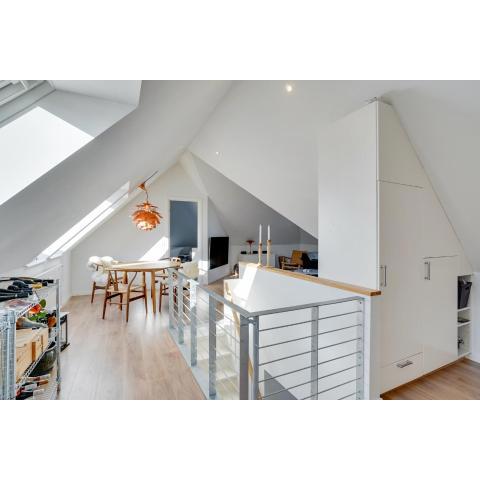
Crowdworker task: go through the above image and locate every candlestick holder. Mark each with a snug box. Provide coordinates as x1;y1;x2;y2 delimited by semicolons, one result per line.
266;239;272;267
258;242;262;265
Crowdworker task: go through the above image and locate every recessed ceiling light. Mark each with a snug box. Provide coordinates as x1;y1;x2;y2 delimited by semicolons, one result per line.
285;83;294;93
215;151;220;155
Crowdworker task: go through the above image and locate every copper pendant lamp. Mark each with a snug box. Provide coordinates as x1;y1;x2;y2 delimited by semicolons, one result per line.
131;182;162;231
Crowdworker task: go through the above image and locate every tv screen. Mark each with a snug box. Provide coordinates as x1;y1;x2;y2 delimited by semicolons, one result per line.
209;236;229;269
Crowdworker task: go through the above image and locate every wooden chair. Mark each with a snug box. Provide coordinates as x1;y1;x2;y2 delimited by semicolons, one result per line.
156;268;169;312
102;270;148;322
155;257;183;312
280;250;305;271
90;263;107;303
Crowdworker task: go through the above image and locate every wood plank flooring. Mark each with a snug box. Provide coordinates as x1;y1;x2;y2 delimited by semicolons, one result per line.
382;359;480;400
58;295;205;399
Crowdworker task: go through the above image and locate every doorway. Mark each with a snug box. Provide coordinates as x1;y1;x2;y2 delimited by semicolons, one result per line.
169;200;198;262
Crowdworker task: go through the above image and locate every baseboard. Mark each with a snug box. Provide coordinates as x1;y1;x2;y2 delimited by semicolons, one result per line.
71;290;92;297
467;353;480;364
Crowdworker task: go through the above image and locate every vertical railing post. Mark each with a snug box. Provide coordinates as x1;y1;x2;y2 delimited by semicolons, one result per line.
177;275;184;344
5;311;16;399
251;316;260;400
55;280;61;391
356;299;365;400
190;279;197;367
239;315;250;400
168;270;174;329
310;306;319;400
208;296;217;399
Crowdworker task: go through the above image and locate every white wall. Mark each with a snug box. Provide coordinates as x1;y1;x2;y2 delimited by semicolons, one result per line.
229;243;317;269
70;163;207;295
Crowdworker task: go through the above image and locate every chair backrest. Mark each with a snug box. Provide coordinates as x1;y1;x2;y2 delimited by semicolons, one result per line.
181;261;199;279
87;256;102;271
291;250;305;265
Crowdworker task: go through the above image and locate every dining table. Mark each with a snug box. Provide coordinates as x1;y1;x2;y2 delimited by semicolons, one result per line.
106;260;179;312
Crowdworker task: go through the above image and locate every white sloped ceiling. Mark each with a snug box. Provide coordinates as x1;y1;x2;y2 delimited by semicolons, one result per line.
189;80;421;237
190;80;480;269
0;81;231;272
3;80;480;273
385;82;480;270
181;153;317;245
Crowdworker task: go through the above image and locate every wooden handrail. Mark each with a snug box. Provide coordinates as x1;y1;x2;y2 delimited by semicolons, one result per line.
239;262;381;297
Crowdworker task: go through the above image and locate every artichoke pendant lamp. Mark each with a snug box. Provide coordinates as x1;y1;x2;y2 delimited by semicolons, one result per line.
131;182;162;231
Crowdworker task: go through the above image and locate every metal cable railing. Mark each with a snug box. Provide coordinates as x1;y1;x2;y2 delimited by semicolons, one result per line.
167;269;365;400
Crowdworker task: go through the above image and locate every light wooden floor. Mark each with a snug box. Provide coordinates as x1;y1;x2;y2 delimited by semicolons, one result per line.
58;294;205;400
382;359;480;400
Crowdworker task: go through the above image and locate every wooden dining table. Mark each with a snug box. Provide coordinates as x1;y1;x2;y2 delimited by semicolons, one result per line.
106;260;179;313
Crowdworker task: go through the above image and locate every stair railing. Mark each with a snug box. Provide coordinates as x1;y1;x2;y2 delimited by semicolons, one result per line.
167;268;365;400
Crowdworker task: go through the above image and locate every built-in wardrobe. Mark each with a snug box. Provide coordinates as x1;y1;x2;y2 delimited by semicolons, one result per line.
318;100;473;394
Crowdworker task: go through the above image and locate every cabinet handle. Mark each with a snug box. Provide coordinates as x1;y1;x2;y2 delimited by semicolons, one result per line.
396;360;413;369
424;261;431;280
380;265;387;287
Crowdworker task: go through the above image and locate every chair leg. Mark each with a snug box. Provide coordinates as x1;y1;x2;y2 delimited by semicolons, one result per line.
125;293;130;323
142;272;148;315
119;294;123;311
159;284;163;312
102;291;108;319
143;273;148;314
91;282;96;303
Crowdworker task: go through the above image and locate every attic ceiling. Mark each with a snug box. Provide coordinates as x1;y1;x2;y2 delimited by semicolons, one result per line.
51;80;142;105
182;153;317;245
0;80;231;271
2;80;480;272
190;80;480;269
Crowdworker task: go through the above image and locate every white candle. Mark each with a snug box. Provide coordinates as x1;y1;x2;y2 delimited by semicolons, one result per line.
259;224;262;244
268;225;270;241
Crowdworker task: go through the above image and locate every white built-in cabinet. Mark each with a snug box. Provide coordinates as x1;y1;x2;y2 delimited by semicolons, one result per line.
379;181;423;367
376;102;472;392
318;100;474;395
422;256;458;373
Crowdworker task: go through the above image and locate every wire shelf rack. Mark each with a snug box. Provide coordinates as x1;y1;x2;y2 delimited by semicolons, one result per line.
0;280;61;400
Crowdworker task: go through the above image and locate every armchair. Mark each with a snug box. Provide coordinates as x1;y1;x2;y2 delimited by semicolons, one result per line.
279;250;305;270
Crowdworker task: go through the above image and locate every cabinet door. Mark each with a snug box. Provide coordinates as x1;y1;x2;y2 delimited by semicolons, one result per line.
377;102;426;188
422;256;458;373
379;181;423;367
421;185;461;258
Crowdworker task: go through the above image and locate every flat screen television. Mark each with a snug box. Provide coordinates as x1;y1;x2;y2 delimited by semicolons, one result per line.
209;236;229;269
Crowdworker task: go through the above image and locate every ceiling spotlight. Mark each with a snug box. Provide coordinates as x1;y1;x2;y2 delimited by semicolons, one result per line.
215;151;220;155
285;83;294;93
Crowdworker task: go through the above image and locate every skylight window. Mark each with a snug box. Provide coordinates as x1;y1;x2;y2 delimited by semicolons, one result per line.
27;182;130;266
0;106;93;206
0;80;44;106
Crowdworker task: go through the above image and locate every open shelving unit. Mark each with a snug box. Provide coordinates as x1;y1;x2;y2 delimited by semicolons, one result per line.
457;274;472;359
0;280;60;400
